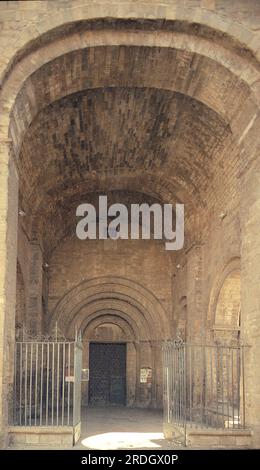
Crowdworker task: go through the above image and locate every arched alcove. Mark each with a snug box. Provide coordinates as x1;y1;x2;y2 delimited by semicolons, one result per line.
208;259;241;345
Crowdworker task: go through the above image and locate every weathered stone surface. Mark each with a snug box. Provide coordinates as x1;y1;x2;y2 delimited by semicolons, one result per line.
0;0;259;449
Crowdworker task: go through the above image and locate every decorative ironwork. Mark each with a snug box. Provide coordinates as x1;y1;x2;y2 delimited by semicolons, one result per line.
15;323;74;342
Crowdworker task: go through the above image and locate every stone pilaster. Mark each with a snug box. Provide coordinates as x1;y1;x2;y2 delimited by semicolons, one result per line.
27;242;43;335
240;158;260;447
0;140;18;447
186;244;204;342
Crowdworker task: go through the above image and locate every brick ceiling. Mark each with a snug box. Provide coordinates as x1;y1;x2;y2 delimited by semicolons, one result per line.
12;44;240;254
19;87;230;207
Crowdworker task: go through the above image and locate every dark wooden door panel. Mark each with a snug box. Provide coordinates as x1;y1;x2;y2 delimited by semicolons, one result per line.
89;343;126;405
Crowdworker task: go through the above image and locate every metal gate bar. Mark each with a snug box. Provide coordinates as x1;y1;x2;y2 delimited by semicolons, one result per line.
11;336;82;427
163;340;247;444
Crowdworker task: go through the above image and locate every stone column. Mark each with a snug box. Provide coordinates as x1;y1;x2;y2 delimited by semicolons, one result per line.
126;341;136;407
0;140;18;448
240;158;260;448
135;341;141;406
151;340;157;408
153;340;163;408
186;244;204;342
27;242;43;335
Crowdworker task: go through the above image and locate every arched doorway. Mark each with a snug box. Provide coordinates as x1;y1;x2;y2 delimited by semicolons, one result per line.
49;276;170;410
83;318;134;408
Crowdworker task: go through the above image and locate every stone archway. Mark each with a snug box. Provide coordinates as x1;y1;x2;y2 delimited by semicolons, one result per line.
49;276;170;408
82;314;137;408
0;3;259;448
207;258;241;345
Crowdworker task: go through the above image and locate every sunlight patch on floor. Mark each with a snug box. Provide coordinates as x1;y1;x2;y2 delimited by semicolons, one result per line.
81;432;164;450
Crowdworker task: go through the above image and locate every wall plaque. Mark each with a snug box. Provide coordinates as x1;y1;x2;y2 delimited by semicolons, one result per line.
140;367;152;383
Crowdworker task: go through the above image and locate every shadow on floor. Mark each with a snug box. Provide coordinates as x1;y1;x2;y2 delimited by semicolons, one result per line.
76;407;177;450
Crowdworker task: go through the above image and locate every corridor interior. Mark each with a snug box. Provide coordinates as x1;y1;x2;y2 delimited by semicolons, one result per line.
2;5;259;450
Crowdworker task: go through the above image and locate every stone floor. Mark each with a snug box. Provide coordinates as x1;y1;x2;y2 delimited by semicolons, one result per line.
76;407;177;450
8;407;181;450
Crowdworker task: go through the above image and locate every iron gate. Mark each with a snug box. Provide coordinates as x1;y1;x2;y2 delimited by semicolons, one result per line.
10;332;82;428
163;340;247;445
73;336;82;427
